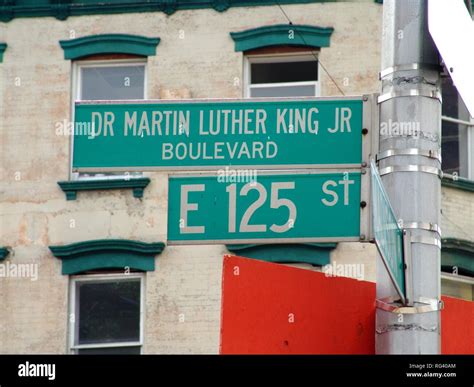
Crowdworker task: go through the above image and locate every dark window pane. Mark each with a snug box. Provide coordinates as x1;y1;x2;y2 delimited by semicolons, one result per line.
250;84;315;97
77;280;140;345
442;77;460;174
77;346;141;355
251;61;317;84
81;65;145;100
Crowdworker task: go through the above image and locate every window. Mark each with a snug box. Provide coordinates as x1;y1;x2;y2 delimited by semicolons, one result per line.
245;53;319;98
69;273;144;354
72;58;147;180
441;76;474;179
80;65;145;100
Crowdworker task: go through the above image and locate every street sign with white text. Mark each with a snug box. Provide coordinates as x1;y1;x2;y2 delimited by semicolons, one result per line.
72;97;365;171
167;171;362;245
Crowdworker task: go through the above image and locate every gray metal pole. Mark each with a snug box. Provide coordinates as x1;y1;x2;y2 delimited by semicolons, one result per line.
376;0;442;354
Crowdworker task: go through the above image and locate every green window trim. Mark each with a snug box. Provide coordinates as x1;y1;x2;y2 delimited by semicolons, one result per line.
59;34;160;60
1;1;334;22
442;175;474;193
230;24;334;52
0;247;10;261
57;177;151;200
442;238;474;277
49;239;165;275
226;243;337;266
0;43;6;63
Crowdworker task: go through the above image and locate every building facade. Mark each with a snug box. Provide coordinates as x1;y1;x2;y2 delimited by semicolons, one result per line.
0;0;472;354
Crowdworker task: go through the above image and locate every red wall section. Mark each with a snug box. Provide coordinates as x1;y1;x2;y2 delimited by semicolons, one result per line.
220;255;474;354
441;296;474;354
220;255;376;354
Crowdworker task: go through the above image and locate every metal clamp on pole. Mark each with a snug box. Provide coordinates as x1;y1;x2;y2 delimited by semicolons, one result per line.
378;89;442;104
378;165;443;179
376;148;441;163
376;296;444;314
411;235;442;249
379;63;443;79
400;221;442;238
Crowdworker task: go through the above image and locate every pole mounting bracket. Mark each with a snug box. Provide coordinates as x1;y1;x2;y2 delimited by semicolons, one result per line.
379;63;443;79
376;296;444;314
399;221;442;238
376;148;441;163
378;165;443;179
410;235;441;249
377;89;442;104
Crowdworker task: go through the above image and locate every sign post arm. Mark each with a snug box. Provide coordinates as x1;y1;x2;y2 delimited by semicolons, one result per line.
402;229;414;306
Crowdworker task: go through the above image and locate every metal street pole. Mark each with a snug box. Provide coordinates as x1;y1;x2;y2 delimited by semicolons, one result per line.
376;0;442;354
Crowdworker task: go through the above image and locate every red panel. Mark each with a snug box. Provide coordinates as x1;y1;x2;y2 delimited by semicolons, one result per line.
220;255;474;354
220;255;376;354
441;296;474;354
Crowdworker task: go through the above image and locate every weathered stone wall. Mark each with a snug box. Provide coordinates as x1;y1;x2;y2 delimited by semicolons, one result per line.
441;186;474;242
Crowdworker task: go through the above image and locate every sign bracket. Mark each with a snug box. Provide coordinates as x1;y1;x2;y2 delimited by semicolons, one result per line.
376;297;444;314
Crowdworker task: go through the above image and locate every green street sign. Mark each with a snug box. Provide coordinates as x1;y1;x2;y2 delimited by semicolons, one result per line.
167;171;361;244
370;160;406;302
72;97;364;171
